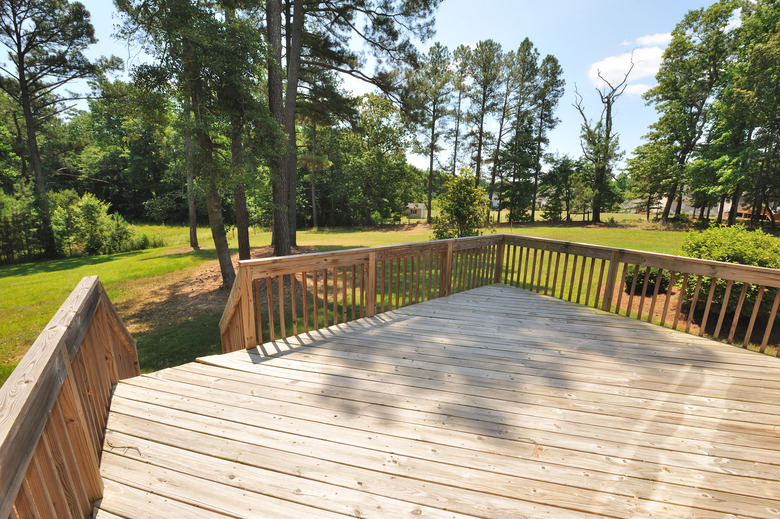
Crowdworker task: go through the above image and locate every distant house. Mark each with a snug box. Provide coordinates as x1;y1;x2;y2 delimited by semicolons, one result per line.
406;203;427;219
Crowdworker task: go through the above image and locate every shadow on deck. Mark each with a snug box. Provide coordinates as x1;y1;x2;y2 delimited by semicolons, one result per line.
96;284;780;519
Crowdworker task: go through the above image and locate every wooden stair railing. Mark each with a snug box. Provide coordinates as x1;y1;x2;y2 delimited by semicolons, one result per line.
0;276;139;519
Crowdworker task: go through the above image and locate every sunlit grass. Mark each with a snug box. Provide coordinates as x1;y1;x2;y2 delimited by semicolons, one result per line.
1;218;687;386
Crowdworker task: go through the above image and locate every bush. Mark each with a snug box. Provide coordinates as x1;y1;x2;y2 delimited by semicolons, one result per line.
624;265;671;295
0;186;42;262
680;225;780;313
431;171;489;240
55;192;165;256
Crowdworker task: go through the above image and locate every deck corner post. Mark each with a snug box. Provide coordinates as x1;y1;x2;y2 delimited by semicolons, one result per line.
239;264;257;349
601;250;622;312
367;251;377;316
494;237;506;283
441;241;454;297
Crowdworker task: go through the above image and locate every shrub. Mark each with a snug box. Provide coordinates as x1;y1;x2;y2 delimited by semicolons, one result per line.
624;265;671;295
432;171;489;240
679;225;780;313
0;187;42;262
56;192;165;256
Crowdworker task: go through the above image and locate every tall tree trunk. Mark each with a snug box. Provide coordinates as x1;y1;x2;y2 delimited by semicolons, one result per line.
206;174;236;289
232;118;251;260
674;190;683;217
474;96;487;188
284;0;305;247
451;89;462;176
267;0;290;256
716;194;726;223
185;124;199;251
531;108;545;222
646;196;652;221
191;77;235;285
427;100;437;224
661;182;678;223
19;67;55;257
728;183;741;226
766;203;776;230
592;167;604;224
488;89;509;225
310;171;318;228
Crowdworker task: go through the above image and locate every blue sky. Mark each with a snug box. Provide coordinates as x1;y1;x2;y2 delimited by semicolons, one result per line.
81;0;715;167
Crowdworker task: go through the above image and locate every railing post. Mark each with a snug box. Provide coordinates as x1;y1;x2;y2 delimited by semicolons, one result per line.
601;250;621;312
440;241;453;297
239;264;257;349
493;237;506;283
366;251;377;316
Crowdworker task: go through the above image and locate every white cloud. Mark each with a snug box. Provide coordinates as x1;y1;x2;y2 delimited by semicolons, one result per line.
622;33;672;47
624;83;654;96
588;46;665;94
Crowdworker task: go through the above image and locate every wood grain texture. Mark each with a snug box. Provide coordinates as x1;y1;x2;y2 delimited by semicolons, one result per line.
1;276;139;519
100;285;780;518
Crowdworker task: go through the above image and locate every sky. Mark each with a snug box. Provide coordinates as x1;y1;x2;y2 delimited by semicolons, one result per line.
80;0;717;168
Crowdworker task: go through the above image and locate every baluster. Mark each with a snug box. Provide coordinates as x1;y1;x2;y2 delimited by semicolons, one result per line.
713;279;733;340
744;286;765;347
698;276;718;336
659;271;677;326
685;275;703;333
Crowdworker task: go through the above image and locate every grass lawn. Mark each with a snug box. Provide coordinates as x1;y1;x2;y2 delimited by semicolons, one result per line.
0;215;688;386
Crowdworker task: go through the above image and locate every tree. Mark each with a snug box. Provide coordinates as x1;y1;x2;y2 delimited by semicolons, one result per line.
305;94;422;227
116;0;274;288
642;0;738;223
79;77;177;223
540;154;577;222
574;62;632;223
449;44;471;176
432;171;489;239
0;0;120;257
264;0;441;256
487;49;516;223
627;139;676;220
530;55;564;220
501;38;539;224
465;39;502;187
408;42;451;223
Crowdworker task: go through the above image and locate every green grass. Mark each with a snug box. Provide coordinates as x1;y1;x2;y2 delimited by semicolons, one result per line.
502;224;686;254
0;247;216;364
1;218;688;386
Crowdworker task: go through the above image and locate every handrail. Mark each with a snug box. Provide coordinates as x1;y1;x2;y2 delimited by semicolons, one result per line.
220;235;504;352
500;235;780;351
0;276;139;518
220;234;780;356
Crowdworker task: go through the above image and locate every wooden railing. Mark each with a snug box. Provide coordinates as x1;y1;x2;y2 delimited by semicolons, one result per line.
0;276;139;519
220;235;504;351
502;235;780;352
220;234;780;356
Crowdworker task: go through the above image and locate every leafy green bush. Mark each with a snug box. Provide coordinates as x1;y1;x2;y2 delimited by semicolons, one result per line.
624;265;671;294
0;186;42;262
680;225;780;313
432;171;489;240
50;192;166;257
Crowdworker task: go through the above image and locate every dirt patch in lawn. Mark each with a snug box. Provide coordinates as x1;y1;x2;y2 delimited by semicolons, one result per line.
116;245;318;334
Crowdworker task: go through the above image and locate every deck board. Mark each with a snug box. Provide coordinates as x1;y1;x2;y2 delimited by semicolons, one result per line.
98;284;780;518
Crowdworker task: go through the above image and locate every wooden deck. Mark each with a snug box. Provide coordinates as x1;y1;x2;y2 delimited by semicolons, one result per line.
96;284;780;519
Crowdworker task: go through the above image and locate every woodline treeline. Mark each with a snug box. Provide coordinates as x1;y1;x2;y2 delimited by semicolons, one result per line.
0;0;778;288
